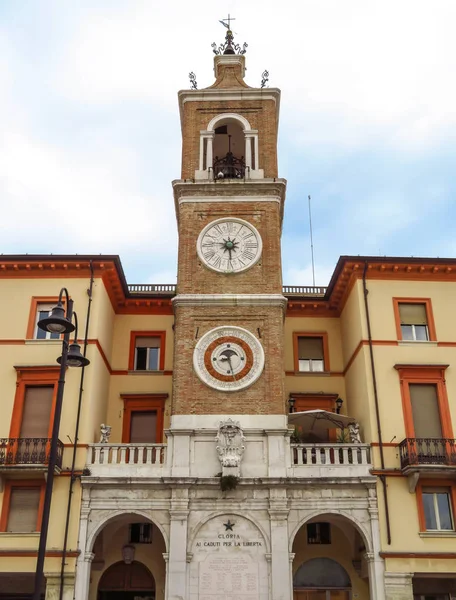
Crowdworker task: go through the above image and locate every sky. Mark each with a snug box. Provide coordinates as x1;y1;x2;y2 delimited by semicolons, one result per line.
1;0;455;286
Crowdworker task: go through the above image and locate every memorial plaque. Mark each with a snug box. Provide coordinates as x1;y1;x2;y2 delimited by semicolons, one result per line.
199;555;259;600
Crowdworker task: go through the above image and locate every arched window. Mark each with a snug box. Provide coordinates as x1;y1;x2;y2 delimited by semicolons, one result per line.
196;113;262;180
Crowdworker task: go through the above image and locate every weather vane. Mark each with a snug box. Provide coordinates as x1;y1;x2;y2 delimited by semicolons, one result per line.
212;15;248;56
219;14;235;30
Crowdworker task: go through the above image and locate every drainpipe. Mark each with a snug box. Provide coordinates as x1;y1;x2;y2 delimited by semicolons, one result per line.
362;261;392;545
59;261;94;600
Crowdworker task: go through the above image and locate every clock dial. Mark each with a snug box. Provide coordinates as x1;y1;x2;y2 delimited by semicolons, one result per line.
193;326;265;392
197;218;262;274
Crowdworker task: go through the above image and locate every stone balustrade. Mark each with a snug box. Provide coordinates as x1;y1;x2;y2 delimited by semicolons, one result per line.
86;443;168;477
289;443;372;478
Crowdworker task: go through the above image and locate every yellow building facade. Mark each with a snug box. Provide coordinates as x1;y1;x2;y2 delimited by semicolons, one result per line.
0;29;455;600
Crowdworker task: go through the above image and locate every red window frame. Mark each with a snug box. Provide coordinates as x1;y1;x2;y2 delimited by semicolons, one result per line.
0;479;46;532
394;365;453;439
128;331;166;371
392;297;437;342
121;394;167;444
292;332;330;373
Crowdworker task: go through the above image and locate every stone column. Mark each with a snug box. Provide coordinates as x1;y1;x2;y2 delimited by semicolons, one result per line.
74;500;92;600
384;572;413;600
206;133;214;176
244;134;252;170
269;500;292;600
366;484;386;600
166;493;189;600
45;574;75;600
74;552;94;600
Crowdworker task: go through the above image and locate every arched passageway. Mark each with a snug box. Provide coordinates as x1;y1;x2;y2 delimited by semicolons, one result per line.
292;514;371;600
86;513;166;600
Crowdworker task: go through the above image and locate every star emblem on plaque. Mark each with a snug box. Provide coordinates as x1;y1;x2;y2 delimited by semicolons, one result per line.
193;326;265;391
197;217;262;274
223;520;235;531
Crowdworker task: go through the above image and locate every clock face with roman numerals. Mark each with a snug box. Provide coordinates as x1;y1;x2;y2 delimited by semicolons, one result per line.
196;218;262;274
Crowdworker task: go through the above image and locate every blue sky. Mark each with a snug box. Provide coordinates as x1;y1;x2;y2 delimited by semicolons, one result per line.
1;0;455;286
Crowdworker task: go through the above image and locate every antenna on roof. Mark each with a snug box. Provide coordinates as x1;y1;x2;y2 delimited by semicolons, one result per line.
308;195;316;287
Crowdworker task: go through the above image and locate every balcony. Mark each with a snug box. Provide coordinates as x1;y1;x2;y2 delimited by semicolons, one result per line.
213;152;246;179
289;443;372;478
0;438;63;471
86;443;168;477
399;438;456;474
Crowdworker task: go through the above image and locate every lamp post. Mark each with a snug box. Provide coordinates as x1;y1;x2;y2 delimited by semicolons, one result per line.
33;288;90;600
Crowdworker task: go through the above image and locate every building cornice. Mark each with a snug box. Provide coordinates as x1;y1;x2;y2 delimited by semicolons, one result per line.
172;179;287;225
172;294;288;311
177;88;281;135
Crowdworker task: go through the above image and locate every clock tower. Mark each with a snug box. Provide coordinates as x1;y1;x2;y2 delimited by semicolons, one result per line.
171;27;287;429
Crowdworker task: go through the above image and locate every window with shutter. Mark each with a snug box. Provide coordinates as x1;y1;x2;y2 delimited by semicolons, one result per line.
20;386;54;438
129;332;166;371
135;337;161;371
410;384;442;439
393;298;436;341
297;337;325;372
6;487;41;532
399;303;429;341
130;411;157;443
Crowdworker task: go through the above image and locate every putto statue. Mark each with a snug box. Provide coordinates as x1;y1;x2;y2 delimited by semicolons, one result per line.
216;419;245;476
99;424;112;444
348;422;362;444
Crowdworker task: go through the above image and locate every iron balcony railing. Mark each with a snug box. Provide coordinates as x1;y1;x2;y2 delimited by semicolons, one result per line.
0;438;64;469
213;152;246;179
127;284;328;296
399;438;456;469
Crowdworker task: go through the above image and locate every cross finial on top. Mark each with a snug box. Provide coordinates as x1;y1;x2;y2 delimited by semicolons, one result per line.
219;14;235;30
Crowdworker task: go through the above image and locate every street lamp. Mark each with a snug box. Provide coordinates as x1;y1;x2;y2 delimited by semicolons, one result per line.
33;288;89;600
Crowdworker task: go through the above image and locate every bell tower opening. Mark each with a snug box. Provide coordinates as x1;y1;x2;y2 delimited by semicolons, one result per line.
213;121;244;179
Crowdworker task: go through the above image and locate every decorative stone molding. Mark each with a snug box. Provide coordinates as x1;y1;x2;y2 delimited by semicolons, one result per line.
216;419;245;476
172;293;288;309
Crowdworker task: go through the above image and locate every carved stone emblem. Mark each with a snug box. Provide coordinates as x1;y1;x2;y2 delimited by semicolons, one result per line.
216;419;245;476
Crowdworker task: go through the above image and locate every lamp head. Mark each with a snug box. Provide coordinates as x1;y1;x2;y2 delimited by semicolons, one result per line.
37;302;75;335
336;397;344;414
58;341;90;368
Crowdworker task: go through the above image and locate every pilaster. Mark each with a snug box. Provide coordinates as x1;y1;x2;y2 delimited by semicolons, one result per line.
166;492;190;600
384;572;413;600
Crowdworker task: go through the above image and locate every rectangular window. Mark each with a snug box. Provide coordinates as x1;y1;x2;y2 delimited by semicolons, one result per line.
399;303;429;341
0;483;44;533
35;303;60;340
129;523;153;544
297;337;325;372
129;332;166;371
393;298;436;341
130;411;157;444
422;488;454;531
135;337;160;371
20;386;54;438
307;522;331;544
409;384;443;439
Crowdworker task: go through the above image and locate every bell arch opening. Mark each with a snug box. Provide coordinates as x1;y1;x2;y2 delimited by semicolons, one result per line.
196;113;262;180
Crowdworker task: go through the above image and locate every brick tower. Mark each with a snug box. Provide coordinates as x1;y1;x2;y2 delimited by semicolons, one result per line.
171;28;287;426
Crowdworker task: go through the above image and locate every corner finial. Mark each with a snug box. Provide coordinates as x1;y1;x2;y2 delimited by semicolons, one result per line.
212;15;248;56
